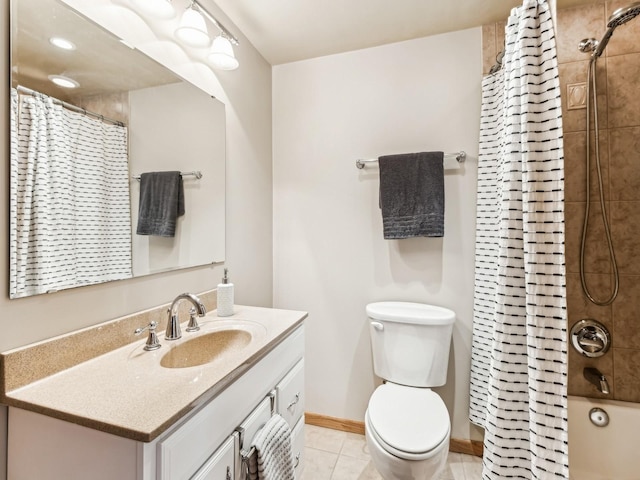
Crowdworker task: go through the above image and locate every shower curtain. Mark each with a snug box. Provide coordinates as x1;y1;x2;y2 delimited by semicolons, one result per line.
10;89;132;298
469;0;568;478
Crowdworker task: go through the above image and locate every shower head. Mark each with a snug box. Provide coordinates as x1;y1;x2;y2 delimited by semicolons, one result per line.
592;1;640;57
607;1;640;28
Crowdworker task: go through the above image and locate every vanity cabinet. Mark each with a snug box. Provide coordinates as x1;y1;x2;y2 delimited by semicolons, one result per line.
7;325;305;480
191;436;235;480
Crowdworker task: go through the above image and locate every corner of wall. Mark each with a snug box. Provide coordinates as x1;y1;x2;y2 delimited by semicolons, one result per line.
0;406;6;480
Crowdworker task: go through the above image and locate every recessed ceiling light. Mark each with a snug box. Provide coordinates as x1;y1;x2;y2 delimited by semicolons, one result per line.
48;75;80;89
49;37;76;51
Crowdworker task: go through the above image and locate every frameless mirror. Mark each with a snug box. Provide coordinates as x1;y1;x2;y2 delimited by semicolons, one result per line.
9;0;225;299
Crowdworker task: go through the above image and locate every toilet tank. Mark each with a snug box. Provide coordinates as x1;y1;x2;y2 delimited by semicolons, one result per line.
366;302;455;387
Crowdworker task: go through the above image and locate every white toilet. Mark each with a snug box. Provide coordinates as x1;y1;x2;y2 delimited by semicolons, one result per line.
365;301;455;480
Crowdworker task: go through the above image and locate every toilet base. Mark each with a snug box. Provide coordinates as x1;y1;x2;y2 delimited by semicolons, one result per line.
365;419;448;480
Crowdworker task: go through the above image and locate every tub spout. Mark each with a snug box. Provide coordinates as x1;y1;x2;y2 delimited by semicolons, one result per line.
584;367;610;394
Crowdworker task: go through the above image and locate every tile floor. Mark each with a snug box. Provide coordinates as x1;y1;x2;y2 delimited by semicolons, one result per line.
301;425;483;479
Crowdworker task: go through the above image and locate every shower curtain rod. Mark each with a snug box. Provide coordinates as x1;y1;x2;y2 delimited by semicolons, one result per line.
16;85;125;127
355;151;466;169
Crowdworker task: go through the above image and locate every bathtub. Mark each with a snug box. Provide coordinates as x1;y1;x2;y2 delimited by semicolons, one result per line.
569;396;640;480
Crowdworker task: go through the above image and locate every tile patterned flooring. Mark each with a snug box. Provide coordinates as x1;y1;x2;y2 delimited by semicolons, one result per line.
301;425;483;479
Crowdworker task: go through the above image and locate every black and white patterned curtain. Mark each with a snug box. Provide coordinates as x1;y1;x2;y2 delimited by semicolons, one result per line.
469;0;569;478
10;89;132;298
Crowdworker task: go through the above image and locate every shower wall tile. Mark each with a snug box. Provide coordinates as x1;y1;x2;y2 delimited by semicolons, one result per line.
71;91;129;125
612;348;640;402
609;127;640;200
558;60;608;133
563;130;610;202
605;0;640;57
610;201;640;274
556;2;606;64
566;273;613;325
482;24;497;75
612;275;640;349
607;53;640;128
565;201;613;274
495;21;506;56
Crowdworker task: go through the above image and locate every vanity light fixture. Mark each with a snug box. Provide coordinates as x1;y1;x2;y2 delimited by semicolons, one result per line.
208;35;238;70
131;0;176;19
49;36;76;51
175;3;211;48
174;1;240;69
48;75;79;89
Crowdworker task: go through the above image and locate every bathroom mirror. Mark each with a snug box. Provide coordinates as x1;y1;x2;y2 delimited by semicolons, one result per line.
9;0;226;299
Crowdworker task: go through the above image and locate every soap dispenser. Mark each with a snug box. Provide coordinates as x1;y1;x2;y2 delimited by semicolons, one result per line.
217;268;234;317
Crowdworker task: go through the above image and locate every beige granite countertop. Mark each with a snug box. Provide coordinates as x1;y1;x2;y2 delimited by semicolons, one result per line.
1;305;306;442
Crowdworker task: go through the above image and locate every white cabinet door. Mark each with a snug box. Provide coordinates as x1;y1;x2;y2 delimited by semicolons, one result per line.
276;359;304;429
192;435;235;480
290;416;305;479
235;396;273;479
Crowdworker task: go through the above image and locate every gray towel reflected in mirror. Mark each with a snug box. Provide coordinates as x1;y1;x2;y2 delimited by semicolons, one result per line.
136;171;185;237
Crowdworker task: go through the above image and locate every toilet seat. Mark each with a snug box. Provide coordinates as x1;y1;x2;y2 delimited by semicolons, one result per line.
366;383;450;460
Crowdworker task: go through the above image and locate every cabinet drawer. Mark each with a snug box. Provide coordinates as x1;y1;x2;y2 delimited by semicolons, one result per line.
291;416;305;479
192;435;235;480
237;396;273;451
276;359;304;428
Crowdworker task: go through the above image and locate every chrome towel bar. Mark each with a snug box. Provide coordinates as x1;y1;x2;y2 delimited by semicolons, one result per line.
356;151;466;169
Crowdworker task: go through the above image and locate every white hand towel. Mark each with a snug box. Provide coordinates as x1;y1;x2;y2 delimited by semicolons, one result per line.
248;414;295;480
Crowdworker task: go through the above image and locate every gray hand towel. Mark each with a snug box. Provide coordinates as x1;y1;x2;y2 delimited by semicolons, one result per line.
248;414;295;480
378;152;444;239
136;171;185;237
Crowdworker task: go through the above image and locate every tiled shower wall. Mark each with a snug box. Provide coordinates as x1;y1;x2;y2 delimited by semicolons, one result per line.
482;1;640;402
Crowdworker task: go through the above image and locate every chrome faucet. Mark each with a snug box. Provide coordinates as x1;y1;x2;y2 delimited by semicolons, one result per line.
584;367;610;395
166;293;207;340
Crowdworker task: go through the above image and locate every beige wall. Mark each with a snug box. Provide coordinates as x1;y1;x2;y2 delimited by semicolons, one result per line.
128;82;226;276
273;28;484;442
483;1;640;403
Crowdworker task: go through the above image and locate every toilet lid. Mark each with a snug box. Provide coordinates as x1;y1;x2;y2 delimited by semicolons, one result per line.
368;383;450;455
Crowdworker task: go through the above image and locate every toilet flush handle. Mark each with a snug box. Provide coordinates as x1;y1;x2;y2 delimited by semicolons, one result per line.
371;321;384;331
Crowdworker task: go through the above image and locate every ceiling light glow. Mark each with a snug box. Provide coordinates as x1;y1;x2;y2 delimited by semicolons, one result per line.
48;75;80;89
49;37;76;51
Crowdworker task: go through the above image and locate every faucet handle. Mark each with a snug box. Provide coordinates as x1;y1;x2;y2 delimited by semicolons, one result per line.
186;307;201;332
134;320;161;351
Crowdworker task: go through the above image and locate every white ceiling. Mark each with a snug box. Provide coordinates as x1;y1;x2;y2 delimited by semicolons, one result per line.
211;0;600;65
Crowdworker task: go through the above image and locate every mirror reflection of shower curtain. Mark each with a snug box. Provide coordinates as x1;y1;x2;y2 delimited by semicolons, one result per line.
469;0;568;478
9;88;132;298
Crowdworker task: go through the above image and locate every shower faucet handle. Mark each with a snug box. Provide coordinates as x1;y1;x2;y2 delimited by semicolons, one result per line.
570;319;610;358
